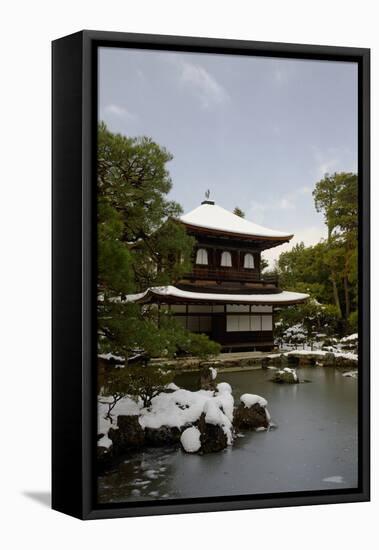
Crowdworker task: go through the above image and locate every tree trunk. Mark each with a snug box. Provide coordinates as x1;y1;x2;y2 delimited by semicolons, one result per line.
331;275;342;317
344;276;350;319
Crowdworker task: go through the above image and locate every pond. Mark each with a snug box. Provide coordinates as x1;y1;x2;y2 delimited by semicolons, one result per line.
98;366;358;504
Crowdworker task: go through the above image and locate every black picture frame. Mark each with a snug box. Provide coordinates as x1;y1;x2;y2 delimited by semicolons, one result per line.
52;30;370;520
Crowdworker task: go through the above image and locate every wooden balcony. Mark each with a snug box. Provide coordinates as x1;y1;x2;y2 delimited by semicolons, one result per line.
183;266;278;285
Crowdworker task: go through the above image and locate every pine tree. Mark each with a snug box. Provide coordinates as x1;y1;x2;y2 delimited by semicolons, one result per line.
233;206;245;218
97;123;220;361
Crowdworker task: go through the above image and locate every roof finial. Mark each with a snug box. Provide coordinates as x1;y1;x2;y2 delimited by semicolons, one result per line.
201;189;214;205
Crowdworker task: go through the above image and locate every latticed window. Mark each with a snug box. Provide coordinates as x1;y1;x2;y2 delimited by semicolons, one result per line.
244;253;255;269
221;251;232;267
196;248;208;265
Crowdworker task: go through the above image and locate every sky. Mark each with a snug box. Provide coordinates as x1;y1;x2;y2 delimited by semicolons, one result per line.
98;47;358;266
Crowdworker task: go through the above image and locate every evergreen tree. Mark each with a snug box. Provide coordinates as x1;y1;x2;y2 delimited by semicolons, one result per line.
233;206;245;218
97;123;220;361
275;172;358;334
313;172;358;319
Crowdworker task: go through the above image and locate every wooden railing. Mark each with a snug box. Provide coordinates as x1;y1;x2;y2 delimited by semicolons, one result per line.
183;266;278;285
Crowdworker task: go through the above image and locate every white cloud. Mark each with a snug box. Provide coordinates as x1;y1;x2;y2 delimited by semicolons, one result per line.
248;201;267;224
168;57;229;109
262;225;327;269
311;145;339;178
104;103;136;120
247;195;294;222
278;198;295;210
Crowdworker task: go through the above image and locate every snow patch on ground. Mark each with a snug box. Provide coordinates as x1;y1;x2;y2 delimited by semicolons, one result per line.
340;333;358;342
286;349;358;361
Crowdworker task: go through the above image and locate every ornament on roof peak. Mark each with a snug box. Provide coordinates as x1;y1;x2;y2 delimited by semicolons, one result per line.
201;189;215;205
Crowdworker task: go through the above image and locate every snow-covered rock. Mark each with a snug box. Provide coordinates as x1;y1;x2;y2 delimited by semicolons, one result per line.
196;412;229;453
234;394;270;431
97;380;273;461
180;426;201;453
210;367;217;380
216;382;232;394
240;394;267;408
271;368;299;384
199;365;217;390
215;384;234;424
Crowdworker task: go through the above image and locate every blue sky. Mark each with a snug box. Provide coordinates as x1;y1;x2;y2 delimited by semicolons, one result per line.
99;47;358;266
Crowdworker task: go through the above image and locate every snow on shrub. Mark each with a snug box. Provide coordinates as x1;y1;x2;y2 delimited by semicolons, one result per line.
180;426;201;453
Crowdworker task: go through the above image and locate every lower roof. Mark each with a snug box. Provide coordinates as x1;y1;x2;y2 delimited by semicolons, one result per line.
126;285;309;306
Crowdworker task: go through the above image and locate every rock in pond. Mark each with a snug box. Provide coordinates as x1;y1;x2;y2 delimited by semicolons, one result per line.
196;412;228;453
271;367;299;384
144;426;181;447
233;394;270;431
199;364;218;390
322;352;336;366
108;414;145;453
334;355;358;370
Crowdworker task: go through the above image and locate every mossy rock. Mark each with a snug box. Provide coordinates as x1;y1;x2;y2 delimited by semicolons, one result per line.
144;426;181;447
108;415;145;453
233;403;269;431
271;369;299;384
196;413;228;453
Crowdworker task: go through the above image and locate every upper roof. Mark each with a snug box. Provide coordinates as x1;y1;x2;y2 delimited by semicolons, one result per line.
180;202;293;240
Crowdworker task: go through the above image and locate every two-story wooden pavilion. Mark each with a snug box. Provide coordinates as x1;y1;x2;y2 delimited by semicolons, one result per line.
127;200;308;351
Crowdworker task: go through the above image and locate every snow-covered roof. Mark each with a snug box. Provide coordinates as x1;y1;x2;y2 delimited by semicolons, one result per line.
126;285;308;305
180;202;293;240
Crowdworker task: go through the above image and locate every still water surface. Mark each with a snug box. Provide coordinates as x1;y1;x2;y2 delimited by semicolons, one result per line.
98;367;358;503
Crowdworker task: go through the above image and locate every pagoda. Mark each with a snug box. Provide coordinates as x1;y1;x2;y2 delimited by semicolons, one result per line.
127;200;308;351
